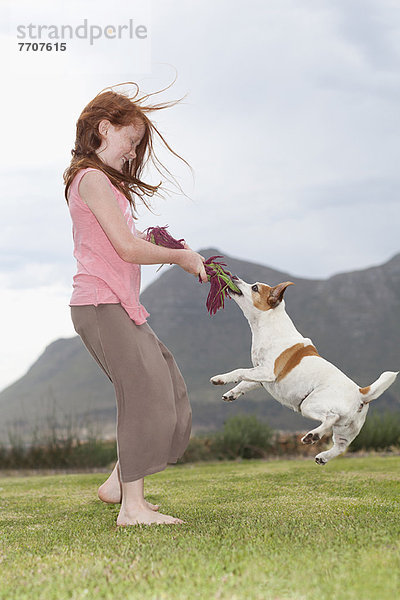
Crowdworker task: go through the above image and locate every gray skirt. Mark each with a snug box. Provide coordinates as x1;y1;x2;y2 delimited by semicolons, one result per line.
70;303;192;482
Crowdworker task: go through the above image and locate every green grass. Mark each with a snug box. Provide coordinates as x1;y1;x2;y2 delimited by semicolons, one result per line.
1;456;399;600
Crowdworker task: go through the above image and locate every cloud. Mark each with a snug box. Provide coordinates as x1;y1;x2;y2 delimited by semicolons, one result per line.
0;167;72;286
0;285;75;394
333;0;400;70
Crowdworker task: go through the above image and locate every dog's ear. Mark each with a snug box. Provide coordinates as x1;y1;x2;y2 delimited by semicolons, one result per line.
268;281;294;308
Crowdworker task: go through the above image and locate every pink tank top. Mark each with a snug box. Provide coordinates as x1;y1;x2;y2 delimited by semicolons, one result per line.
68;167;150;325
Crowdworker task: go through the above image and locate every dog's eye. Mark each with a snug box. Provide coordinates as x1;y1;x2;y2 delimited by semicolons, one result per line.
251;284;259;293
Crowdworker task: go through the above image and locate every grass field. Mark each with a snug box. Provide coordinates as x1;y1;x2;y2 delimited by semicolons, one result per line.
0;456;399;600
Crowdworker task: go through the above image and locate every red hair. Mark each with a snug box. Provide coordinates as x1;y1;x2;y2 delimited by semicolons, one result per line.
63;80;191;219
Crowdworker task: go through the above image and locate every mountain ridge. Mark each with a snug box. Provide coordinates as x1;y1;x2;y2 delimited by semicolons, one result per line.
0;248;399;442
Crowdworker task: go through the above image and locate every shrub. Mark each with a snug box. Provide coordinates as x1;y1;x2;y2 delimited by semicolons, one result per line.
210;414;273;459
0;426;117;470
178;436;214;463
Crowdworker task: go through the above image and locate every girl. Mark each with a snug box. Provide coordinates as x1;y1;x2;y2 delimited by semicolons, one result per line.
63;82;207;527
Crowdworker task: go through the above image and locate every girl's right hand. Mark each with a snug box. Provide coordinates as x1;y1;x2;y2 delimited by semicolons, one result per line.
176;249;208;282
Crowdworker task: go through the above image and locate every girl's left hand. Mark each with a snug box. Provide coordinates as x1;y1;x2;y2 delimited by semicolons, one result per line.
167;241;192;266
170;240;192;265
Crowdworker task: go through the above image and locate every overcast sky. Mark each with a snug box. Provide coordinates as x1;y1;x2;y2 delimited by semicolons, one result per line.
1;0;399;392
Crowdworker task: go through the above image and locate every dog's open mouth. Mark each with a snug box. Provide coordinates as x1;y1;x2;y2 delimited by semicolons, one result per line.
228;285;242;296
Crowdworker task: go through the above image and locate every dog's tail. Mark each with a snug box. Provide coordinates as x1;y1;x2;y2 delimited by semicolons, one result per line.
359;371;398;404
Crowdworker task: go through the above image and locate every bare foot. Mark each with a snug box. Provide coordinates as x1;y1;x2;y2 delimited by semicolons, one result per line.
97;464;159;511
98;483;159;510
117;504;186;527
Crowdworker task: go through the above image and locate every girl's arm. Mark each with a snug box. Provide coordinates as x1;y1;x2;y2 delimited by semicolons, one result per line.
79;170;207;281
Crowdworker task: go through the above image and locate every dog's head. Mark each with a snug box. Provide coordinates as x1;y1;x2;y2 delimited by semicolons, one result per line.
229;278;294;321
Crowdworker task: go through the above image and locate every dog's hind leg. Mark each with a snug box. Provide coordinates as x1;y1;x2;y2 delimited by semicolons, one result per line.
315;430;350;465
222;380;262;402
301;413;340;445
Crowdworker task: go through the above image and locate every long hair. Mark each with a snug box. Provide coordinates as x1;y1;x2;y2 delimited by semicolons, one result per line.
63;79;192;219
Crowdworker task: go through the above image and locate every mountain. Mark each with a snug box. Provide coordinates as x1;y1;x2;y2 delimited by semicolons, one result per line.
0;249;399;443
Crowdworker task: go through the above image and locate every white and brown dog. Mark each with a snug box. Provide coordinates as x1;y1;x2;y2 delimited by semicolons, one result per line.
210;279;398;464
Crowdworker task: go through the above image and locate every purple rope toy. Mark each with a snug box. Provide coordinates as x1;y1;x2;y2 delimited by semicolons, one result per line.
144;225;241;315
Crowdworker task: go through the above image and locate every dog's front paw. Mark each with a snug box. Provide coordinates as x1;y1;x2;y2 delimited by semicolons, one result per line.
315;455;327;465
222;390;239;402
210;375;227;386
